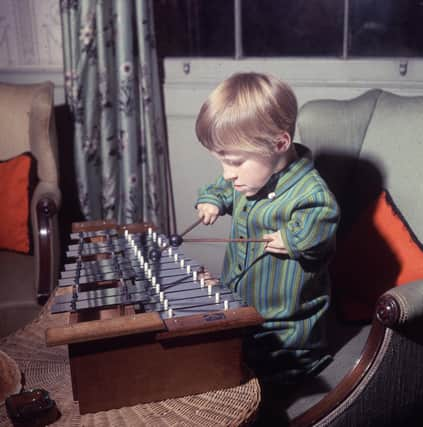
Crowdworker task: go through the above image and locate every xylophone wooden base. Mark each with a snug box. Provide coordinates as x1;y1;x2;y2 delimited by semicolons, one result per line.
68;328;248;414
46;303;261;414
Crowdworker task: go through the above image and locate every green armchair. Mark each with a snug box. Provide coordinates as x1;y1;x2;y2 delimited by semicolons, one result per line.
277;89;423;426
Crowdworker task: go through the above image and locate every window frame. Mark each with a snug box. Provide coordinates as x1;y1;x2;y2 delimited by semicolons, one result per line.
164;57;423;120
163;1;423;116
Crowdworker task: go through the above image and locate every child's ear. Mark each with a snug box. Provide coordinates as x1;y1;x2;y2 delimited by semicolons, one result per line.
274;132;292;153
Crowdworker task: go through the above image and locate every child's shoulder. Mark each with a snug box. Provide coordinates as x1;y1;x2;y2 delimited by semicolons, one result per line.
290;166;337;209
297;162;331;193
308;167;331;190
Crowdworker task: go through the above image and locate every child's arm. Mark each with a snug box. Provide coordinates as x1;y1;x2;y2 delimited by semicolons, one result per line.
266;190;339;259
196;175;234;225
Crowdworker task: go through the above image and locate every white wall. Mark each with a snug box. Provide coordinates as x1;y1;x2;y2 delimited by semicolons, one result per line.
0;0;64;103
164;57;423;275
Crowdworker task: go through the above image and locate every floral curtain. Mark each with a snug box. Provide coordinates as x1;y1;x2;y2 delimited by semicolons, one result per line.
60;0;174;233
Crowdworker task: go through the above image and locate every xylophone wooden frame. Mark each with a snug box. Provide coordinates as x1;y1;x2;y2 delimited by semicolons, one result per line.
45;220;263;414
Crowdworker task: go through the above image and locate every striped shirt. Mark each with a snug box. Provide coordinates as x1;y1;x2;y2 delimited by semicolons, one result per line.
197;154;340;377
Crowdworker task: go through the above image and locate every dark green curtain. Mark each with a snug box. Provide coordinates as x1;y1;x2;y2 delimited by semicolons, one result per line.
60;0;174;233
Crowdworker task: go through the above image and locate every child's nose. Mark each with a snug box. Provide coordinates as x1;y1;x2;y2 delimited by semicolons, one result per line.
223;165;237;181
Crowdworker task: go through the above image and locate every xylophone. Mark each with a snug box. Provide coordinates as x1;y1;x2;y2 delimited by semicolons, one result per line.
45;220;263;414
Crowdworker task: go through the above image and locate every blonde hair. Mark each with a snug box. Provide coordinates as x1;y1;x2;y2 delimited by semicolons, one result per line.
195;72;297;156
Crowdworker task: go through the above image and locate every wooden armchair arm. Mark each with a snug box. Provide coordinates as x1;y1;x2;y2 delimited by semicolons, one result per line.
376;280;423;328
291;280;423;427
36;196;59;304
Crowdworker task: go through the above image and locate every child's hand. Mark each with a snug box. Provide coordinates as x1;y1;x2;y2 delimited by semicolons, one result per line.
197;266;219;286
197;203;220;225
263;231;289;255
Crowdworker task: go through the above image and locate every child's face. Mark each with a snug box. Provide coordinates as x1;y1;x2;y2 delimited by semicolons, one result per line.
213;149;280;196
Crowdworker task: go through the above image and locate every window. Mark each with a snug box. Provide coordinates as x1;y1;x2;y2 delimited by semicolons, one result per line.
154;0;234;57
154;0;423;59
349;0;423;57
242;0;344;57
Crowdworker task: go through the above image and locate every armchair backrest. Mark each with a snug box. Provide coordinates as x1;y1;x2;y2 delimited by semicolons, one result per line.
297;89;423;241
357;91;423;241
0;82;59;184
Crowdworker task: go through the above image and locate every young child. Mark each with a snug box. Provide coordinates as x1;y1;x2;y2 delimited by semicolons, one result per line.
195;72;340;386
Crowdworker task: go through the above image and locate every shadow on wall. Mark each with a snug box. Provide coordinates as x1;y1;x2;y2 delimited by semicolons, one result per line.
313;151;384;234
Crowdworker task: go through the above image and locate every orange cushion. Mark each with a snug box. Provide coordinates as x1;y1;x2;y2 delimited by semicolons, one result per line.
0;153;37;254
330;190;423;322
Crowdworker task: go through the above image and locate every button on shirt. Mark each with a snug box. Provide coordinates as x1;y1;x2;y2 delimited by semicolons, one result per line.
197;155;340;359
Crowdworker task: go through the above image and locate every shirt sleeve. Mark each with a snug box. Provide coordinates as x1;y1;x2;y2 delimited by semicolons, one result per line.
280;190;340;260
196;175;234;215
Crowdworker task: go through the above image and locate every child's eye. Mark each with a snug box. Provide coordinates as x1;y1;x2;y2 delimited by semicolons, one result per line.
226;159;242;166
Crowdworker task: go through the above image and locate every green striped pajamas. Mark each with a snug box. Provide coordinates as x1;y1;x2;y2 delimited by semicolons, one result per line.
197;155;340;381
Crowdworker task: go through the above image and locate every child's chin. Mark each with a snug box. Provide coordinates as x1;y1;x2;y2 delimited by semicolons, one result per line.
234;186;258;196
243;189;258;196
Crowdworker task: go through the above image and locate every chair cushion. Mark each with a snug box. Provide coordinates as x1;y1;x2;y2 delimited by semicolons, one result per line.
0;250;40;337
0;251;35;300
286;323;371;420
331;190;423;322
0;153;37;254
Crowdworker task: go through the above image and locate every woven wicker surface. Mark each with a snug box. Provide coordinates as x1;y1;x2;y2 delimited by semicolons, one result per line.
0;304;261;427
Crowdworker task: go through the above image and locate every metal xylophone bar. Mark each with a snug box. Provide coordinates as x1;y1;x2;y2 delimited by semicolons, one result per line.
62;242;185;277
52;227;243;318
70;229;117;312
70;234;85;311
58;254;202;285
60;244;201;276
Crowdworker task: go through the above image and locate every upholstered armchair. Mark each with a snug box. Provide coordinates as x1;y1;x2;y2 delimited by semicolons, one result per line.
279;90;423;426
0;81;61;337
